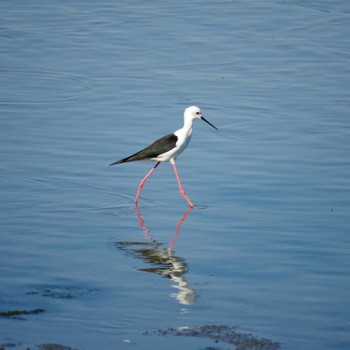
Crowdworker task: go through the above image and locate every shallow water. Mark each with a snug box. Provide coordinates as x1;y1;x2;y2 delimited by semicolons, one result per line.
1;1;350;349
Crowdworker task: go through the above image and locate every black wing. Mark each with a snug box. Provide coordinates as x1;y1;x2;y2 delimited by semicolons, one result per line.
109;133;178;165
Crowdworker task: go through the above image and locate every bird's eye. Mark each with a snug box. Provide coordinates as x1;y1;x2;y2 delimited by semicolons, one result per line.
196;111;200;115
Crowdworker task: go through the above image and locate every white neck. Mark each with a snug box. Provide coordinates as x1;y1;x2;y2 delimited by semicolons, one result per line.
183;116;195;131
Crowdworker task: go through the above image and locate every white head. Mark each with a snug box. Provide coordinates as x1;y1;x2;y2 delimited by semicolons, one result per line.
184;106;202;120
184;106;218;130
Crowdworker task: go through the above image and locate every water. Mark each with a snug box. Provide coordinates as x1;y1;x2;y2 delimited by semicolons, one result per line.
1;1;349;349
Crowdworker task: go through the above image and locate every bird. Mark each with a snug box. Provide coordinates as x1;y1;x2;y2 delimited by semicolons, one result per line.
109;106;218;207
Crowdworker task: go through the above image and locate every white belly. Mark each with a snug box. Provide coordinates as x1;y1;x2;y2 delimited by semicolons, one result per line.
153;128;192;162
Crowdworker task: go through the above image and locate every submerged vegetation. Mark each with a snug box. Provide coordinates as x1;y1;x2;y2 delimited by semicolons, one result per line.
145;324;280;350
0;308;45;320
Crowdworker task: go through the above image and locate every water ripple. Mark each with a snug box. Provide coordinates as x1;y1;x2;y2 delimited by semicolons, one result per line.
0;68;89;104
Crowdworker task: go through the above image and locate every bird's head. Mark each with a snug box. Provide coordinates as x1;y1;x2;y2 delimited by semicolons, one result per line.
184;106;218;130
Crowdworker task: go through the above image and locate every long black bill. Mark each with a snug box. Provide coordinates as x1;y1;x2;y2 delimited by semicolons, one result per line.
201;116;218;130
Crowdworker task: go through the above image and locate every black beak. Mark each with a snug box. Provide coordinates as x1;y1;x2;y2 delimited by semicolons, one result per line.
201;116;218;130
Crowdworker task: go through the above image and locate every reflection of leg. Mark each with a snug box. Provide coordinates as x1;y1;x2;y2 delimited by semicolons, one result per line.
134;161;161;204
171;161;194;208
169;206;194;252
135;203;153;241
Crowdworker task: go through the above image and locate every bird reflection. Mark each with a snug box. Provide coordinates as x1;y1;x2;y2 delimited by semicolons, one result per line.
168;206;193;252
135;204;193;252
135;203;153;241
115;205;195;305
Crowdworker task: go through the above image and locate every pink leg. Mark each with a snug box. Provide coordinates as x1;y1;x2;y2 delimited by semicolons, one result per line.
172;161;195;207
134;161;161;205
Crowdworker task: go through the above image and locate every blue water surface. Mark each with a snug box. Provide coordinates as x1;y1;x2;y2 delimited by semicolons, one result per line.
1;1;350;349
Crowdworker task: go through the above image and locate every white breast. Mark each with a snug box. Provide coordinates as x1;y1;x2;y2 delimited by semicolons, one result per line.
155;127;193;162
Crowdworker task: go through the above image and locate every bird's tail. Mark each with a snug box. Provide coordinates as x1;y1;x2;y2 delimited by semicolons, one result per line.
109;152;140;166
109;160;122;166
109;158;129;166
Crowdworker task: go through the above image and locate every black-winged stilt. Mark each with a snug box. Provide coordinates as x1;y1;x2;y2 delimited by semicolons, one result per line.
109;106;218;207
